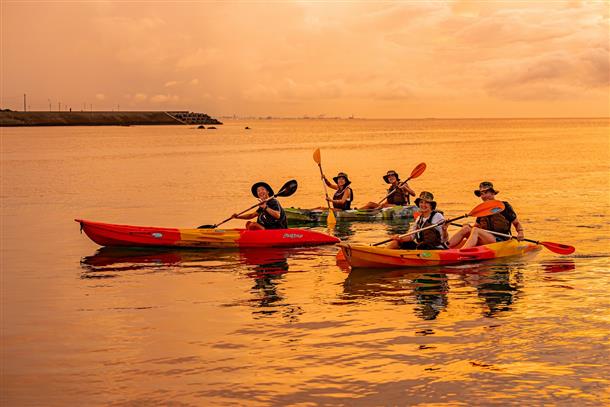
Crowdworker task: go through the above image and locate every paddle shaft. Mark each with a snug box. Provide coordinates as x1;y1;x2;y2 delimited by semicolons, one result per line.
214;194;283;228
317;164;333;205
449;222;532;243
373;213;468;246
377;178;414;206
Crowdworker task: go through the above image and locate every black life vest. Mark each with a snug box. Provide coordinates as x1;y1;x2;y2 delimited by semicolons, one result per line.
414;211;445;248
333;187;353;210
387;184;409;205
256;198;287;229
477;201;514;235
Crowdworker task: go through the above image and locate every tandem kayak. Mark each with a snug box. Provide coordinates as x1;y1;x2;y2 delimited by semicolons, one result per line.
75;219;340;249
285;205;418;223
338;240;542;268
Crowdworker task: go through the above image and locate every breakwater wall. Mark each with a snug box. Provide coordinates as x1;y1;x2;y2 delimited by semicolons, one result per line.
0;111;222;126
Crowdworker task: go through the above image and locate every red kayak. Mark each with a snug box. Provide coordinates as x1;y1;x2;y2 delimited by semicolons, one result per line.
75;219;339;249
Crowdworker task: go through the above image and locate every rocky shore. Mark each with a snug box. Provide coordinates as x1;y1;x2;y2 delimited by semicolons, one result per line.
0;111;222;126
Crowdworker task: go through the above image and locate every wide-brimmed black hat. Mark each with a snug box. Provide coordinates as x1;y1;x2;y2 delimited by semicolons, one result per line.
474;181;500;197
332;172;351;186
414;191;437;210
251;181;274;198
383;170;400;184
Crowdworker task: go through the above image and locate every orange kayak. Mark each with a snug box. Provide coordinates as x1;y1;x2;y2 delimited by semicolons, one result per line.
338;240;542;268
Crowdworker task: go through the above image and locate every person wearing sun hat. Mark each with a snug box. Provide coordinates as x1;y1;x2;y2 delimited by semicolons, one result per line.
361;170;416;209
388;191;448;250
322;172;354;210
232;181;287;230
447;181;525;248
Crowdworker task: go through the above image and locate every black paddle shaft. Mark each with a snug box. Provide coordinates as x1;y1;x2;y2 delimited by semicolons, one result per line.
198;180;297;229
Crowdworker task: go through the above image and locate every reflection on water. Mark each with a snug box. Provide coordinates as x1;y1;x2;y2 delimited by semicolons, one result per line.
462;265;522;317
343;262;528;319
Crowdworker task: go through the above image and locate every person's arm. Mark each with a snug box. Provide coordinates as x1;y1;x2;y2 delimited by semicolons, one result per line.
233;211;257;220
512;218;524;241
261;200;281;220
323;176;338;190
401;183;416;197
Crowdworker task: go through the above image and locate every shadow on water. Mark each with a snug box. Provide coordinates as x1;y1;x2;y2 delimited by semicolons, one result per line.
341;260;532;319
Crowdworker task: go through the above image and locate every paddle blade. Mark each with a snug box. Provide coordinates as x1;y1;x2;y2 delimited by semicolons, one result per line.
197;224;216;229
327;208;337;226
540;241;575;255
408;162;426;180
336;248;345;261
468;200;505;218
276;180;298;197
313;148;321;164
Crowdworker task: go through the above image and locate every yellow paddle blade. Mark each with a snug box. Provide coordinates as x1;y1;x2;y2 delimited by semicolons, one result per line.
313;148;321;164
327;207;337;225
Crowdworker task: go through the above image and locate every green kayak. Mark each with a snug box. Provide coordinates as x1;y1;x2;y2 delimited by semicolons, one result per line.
285;205;418;223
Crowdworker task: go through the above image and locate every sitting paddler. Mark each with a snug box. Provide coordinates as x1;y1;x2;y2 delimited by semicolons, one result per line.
323;172;354;210
447;181;525;248
361;170;416;209
232;181;288;230
388;191;449;250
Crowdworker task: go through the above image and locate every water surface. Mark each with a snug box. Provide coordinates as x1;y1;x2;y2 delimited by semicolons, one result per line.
2;119;609;405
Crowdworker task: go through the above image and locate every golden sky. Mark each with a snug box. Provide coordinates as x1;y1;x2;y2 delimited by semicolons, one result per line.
1;1;609;118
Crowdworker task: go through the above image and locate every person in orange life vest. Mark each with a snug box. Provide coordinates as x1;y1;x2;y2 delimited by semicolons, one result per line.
388;191;448;250
361;170;416;209
232;182;288;230
447;181;525;249
323;172;354;210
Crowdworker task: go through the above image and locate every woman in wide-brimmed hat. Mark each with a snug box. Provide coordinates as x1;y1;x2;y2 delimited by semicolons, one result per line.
232;181;287;230
361;170;416;209
447;181;524;248
323;172;354;210
388;191;448;250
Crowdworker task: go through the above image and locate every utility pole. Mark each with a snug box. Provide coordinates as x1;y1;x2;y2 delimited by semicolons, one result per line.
48;99;51;112
58;102;61;112
23;94;26;112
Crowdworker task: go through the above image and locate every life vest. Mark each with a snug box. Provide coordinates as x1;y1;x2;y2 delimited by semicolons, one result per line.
333;187;353;210
387;184;409;205
414;211;445;248
477;201;513;235
256;198;287;229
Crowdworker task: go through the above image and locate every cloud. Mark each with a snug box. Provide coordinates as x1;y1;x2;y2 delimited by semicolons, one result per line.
95;93;105;100
150;94;179;103
176;48;221;69
164;80;180;87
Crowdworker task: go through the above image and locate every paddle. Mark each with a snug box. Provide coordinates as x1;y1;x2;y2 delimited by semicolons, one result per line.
448;222;575;255
377;162;426;206
197;180;298;229
313;148;336;225
372;200;505;246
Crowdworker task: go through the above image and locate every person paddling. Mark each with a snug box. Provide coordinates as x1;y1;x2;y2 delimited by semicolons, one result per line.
388;191;448;250
361;170;416;209
232;182;288;230
323;172;354;210
447;181;524;248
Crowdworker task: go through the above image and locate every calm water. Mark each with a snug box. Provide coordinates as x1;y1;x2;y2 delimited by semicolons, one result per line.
1;119;609;406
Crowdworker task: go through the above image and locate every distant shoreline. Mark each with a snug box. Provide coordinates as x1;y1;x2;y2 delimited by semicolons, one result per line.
0;111;222;127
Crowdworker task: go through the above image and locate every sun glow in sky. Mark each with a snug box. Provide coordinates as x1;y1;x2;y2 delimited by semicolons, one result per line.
1;1;609;118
